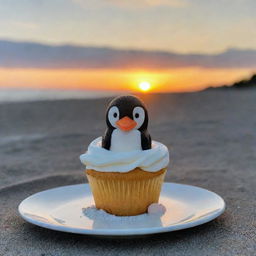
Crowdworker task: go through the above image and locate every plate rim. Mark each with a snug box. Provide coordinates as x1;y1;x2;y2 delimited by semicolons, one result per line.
18;182;226;236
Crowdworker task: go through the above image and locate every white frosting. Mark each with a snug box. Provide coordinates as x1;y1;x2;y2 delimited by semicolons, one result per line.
80;137;169;173
147;203;166;215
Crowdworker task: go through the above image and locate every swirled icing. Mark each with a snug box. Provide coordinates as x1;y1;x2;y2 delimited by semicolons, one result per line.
80;137;169;173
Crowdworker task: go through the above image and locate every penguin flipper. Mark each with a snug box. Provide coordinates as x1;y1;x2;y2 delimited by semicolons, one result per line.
102;129;112;150
141;131;152;150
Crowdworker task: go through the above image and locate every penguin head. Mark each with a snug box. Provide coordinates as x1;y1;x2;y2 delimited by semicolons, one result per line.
106;95;149;132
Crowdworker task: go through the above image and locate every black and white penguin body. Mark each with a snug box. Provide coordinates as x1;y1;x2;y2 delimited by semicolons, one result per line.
102;95;151;151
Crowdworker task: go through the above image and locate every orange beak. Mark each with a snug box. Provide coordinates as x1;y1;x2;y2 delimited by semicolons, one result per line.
116;116;137;132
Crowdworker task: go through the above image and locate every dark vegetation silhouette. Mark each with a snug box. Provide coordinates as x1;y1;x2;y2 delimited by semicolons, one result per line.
206;73;256;90
230;74;256;88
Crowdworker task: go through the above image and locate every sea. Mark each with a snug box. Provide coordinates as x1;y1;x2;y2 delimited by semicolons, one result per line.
0;88;123;103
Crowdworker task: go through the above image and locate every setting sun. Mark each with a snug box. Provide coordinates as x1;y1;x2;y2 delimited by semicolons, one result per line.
139;81;151;92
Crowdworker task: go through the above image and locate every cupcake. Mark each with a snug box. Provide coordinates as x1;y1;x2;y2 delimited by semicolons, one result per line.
80;95;169;216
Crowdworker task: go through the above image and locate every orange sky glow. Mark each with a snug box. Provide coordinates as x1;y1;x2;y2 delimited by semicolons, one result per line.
0;68;254;93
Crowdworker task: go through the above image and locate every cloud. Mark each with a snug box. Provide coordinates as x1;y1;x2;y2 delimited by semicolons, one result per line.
107;0;188;8
0;40;255;69
72;0;188;9
11;22;39;30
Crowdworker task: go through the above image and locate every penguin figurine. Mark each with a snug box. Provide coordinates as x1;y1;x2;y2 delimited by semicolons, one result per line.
102;95;151;152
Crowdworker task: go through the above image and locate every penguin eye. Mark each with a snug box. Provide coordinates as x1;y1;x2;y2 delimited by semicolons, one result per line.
108;106;119;128
133;106;145;128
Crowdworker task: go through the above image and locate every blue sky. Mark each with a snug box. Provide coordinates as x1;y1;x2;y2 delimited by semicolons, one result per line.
0;0;255;53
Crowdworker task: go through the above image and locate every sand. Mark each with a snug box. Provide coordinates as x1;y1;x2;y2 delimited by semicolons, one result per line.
0;90;255;255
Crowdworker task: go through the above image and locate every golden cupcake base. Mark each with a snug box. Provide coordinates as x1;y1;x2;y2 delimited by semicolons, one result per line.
85;168;167;216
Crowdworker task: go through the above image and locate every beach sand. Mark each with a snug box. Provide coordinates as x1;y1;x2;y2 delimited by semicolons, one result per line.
0;90;255;255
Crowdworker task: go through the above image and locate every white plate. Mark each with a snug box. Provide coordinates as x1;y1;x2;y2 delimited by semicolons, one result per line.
18;183;225;236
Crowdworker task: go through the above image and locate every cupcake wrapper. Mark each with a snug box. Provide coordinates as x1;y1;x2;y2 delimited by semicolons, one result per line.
86;168;166;216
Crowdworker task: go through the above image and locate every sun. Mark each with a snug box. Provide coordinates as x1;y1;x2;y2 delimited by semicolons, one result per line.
139;81;151;92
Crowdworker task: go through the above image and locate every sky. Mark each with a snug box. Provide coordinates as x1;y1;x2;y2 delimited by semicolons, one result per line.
0;0;255;92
